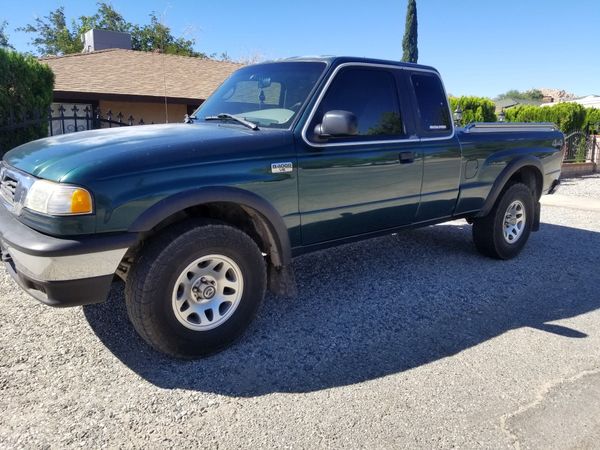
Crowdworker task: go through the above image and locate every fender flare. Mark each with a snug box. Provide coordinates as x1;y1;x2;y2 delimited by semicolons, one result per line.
476;155;544;218
128;186;292;267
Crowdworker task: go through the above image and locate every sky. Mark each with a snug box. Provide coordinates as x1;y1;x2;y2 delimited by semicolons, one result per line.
1;0;598;98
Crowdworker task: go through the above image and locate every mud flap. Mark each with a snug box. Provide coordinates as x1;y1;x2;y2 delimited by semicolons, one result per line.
268;264;297;298
532;200;541;232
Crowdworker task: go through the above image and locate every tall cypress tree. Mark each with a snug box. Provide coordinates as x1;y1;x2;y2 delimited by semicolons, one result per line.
402;0;418;63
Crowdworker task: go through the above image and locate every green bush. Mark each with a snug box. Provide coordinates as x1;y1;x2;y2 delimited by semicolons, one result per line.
585;108;600;133
0;48;54;155
504;102;587;134
449;96;497;126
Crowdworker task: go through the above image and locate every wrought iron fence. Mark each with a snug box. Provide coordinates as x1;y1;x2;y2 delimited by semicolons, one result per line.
563;131;597;164
0;105;148;137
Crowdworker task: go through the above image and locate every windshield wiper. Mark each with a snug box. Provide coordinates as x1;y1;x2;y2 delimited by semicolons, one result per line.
204;113;259;131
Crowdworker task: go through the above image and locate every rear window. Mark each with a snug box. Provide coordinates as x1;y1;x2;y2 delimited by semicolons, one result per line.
410;73;452;137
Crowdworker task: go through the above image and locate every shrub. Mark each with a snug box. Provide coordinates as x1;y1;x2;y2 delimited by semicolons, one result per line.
449;96;497;126
504;102;587;134
585;108;600;133
0;48;54;155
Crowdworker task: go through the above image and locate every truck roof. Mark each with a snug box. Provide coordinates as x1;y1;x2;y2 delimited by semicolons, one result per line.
258;55;440;73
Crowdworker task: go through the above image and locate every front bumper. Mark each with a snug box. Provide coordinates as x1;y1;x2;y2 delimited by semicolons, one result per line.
0;203;137;307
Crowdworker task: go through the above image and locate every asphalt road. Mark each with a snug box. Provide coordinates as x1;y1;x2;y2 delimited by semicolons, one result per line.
1;178;600;448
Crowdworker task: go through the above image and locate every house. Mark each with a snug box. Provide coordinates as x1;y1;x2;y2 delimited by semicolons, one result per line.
568;95;600;109
40;30;241;133
539;95;600;109
494;98;543;115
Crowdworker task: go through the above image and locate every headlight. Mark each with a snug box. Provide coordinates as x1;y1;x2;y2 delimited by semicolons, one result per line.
24;179;93;215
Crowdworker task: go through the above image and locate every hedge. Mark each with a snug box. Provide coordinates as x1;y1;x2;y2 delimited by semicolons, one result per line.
504;102;588;134
0;49;54;155
449;96;497;126
585;108;600;132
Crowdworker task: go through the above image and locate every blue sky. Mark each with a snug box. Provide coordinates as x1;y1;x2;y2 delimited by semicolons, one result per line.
1;0;598;98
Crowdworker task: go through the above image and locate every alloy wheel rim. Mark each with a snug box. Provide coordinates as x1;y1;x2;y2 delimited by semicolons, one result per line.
172;254;244;331
502;200;526;244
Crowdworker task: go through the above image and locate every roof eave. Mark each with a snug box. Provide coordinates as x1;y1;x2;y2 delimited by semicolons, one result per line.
53;90;205;105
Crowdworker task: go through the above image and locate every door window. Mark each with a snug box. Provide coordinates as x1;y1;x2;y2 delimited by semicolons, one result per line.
309;67;405;142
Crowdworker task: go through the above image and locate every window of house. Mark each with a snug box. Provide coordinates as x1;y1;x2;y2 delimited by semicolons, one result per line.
410;73;452;137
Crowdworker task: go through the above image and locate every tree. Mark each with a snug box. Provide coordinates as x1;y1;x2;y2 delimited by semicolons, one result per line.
130;13;203;57
20;2;205;57
18;7;85;55
496;89;544;101
0;20;13;49
81;2;132;33
402;0;418;63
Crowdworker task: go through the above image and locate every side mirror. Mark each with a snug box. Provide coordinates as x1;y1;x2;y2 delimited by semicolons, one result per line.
314;110;358;138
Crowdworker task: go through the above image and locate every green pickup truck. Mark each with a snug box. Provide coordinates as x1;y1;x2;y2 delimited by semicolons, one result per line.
0;57;563;358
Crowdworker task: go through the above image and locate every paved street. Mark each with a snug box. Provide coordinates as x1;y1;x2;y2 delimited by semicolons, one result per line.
1;177;599;449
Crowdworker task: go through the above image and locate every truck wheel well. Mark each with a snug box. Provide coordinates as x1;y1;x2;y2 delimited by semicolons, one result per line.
507;166;542;199
120;201;296;297
140;202;296;297
146;202;283;268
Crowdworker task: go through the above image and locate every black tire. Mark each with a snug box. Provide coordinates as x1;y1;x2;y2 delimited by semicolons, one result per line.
472;182;534;260
125;220;266;359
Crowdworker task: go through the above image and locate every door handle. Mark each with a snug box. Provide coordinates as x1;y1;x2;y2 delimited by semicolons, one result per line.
399;151;415;164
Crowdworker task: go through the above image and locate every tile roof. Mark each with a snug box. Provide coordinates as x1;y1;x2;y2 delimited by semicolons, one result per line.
41;49;242;101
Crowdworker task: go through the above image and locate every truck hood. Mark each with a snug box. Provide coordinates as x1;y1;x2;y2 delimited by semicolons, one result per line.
4;123;292;183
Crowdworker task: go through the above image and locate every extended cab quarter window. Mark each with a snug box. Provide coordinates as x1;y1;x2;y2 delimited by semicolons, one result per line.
310;67;405;142
410;72;452;137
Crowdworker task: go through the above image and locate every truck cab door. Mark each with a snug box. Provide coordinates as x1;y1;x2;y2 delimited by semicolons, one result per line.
406;71;462;221
296;65;423;245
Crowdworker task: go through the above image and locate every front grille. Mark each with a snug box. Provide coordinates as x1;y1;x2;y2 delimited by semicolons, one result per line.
0;174;17;205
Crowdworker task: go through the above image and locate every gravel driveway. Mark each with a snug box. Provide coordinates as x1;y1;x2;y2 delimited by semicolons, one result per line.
557;173;600;198
1;177;600;448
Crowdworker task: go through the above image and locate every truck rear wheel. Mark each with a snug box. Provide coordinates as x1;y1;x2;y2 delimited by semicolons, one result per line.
125;220;266;358
472;182;534;260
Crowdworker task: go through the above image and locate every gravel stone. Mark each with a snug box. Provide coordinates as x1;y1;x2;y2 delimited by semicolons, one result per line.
1;178;600;448
558;174;600;199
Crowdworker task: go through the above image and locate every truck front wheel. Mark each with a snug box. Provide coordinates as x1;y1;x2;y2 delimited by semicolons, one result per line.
125;220;266;358
472;182;534;260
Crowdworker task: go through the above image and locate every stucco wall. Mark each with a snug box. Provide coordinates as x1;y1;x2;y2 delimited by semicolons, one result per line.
99;100;188;125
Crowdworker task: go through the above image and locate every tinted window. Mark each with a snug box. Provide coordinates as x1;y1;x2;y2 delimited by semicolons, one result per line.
411;73;452;136
311;68;404;140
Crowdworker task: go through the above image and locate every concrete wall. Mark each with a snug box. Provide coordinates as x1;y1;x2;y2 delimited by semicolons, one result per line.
99;100;188;125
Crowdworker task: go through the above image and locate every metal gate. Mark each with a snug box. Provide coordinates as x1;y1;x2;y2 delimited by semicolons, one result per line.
563;131;596;163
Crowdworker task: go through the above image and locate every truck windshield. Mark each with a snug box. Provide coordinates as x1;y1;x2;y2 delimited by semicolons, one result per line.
194;62;326;129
